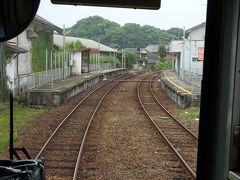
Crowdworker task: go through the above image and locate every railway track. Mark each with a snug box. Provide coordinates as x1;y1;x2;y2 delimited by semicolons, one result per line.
35;74;133;179
137;73;198;179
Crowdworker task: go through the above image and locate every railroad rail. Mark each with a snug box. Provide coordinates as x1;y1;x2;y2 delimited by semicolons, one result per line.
35;74;133;179
137;73;198;179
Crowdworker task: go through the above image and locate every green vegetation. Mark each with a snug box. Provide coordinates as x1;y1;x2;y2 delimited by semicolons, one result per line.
99;55;121;68
64;40;84;52
68;15;183;49
31;31;53;73
99;55;114;63
154;59;172;71
167;28;184;39
158;45;167;58
125;51;137;70
0;104;47;150
179;107;200;122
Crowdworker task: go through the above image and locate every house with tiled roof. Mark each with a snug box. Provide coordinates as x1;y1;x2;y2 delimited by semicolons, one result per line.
124;45;160;70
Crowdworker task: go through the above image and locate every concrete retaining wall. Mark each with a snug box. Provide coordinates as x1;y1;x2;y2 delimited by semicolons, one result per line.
159;77;191;109
28;69;128;107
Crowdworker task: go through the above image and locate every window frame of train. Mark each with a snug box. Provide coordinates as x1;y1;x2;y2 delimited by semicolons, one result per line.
50;0;161;10
196;0;240;179
228;1;240;178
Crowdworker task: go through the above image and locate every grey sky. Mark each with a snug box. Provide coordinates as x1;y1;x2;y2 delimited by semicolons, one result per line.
38;0;207;30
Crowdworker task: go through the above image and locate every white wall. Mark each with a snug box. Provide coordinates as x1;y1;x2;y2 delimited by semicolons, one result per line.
17;31;32;75
188;25;205;41
6;29;33;93
170;40;183;52
171;40;204;79
72;51;82;75
180;40;204;77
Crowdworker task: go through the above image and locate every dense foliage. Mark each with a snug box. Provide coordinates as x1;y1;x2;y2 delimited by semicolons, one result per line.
31;31;53;72
68;16;183;49
125;51;137;70
64;40;84;52
99;55;121;68
158;45;167;58
154;59;172;71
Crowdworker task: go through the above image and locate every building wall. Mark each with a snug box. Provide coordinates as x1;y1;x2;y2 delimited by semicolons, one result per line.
170;40;184;52
6;23;56;94
187;26;205;41
170;40;204;79
72;51;82;75
180;40;204;77
6;30;33;93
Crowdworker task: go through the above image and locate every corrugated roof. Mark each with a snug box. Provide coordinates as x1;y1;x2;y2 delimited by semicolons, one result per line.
186;22;206;34
34;15;62;33
54;34;117;53
145;44;159;53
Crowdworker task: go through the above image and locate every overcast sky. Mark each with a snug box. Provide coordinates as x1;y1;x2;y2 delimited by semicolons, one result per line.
37;0;207;30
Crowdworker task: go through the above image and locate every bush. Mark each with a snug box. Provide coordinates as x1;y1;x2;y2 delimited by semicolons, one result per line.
154;59;172;71
125;51;137;70
99;55;114;63
99;55;121;68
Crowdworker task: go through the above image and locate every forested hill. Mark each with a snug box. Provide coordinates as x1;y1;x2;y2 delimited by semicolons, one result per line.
68;15;183;49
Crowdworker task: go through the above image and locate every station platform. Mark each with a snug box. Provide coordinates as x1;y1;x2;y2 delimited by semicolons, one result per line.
28;68;128;107
159;69;201;108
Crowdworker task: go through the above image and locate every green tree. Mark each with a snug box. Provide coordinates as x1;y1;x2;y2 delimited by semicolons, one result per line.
68;15;184;49
167;27;184;40
69;15;120;43
125;51;137;70
158;45;167;58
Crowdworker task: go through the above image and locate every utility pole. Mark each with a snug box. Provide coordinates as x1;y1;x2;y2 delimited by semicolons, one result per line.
63;25;71;78
98;38;100;73
121;48;124;68
63;25;65;79
0;42;3;80
114;50;116;68
182;26;185;78
0;42;5;101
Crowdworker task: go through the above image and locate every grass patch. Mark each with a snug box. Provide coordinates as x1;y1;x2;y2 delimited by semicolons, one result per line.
179;107;200;122
0;103;47;151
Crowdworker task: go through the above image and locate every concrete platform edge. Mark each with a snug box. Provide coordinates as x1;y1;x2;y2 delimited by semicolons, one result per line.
159;71;191;109
28;69;128;107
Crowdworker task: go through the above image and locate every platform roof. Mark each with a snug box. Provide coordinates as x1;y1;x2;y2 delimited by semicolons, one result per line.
54;34;117;53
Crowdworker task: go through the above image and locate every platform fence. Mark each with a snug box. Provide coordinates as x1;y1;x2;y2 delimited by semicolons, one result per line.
89;63;113;71
15;67;70;91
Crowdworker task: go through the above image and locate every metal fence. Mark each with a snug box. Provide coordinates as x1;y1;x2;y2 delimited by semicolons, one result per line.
16;67;70;90
89;63;113;71
14;63;112;93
